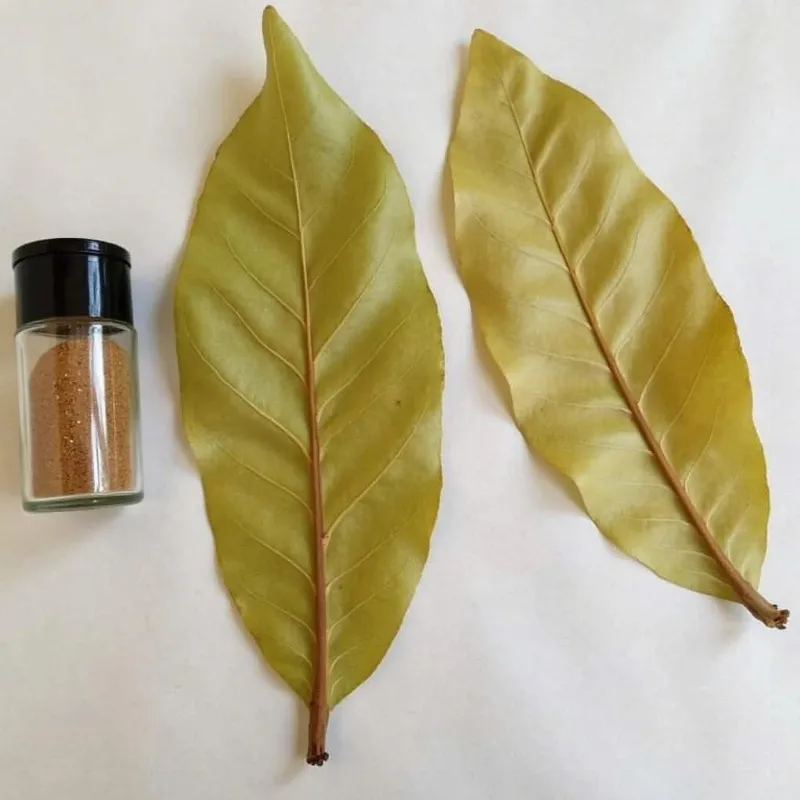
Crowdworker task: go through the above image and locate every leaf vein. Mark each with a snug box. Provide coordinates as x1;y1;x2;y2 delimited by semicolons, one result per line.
723;501;753;561
326;508;421;591
470;210;569;274
225;512;314;587
562;438;651;454
682;403;720;489
526;345;610;372
262;156;292;182
317;300;423;419
574;170;623;275
314;234;395;361
183;325;309;458
213;439;311;513
637;316;687;403
236;185;300;240
327;559;412;636
240;585;316;638
551;138;596;219
309;184;388;291
526;302;592;330
321;343;434;455
324;397;432;541
613;249;677;357
218;229;303;324
329;644;361;679
595;218;643;314
203;280;306;385
526;392;631;415
301;136;356;232
659;325;718;445
707;470;742;526
618;514;694;527
488;196;551;227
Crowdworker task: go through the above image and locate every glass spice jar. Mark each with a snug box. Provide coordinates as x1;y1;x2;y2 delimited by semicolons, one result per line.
12;239;143;511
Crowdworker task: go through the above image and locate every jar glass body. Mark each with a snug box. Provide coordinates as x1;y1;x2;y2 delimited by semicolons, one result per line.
15;319;143;511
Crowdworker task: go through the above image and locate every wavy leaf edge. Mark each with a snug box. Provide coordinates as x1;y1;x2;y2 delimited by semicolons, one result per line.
450;29;787;628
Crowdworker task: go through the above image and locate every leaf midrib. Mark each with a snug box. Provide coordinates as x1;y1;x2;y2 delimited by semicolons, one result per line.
489;63;780;622
266;18;329;723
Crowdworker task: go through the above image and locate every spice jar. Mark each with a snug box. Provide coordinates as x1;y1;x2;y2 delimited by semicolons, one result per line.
13;239;143;511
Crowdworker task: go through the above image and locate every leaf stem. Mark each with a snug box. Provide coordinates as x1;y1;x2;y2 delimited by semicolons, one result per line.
307;700;330;766
496;70;789;629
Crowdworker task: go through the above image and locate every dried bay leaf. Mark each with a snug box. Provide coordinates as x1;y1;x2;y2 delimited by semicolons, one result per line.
448;30;787;628
175;6;444;763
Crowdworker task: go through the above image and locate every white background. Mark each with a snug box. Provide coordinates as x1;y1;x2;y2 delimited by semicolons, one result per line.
1;1;799;797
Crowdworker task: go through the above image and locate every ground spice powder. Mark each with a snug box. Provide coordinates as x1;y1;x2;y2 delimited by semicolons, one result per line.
28;337;133;498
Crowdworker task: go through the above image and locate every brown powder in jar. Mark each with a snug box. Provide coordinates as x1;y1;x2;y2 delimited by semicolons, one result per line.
28;337;133;498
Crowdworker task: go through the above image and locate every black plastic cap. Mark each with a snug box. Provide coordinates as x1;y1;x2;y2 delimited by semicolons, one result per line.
12;238;133;329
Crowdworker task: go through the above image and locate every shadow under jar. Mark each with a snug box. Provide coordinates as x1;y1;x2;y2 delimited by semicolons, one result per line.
13;239;143;512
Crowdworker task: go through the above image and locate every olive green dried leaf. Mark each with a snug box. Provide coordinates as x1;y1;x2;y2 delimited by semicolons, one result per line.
175;6;444;764
448;29;787;628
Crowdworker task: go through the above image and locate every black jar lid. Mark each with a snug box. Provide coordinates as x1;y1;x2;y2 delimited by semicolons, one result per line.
12;238;133;328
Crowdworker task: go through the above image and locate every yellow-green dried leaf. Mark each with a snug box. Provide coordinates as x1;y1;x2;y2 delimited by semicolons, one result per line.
449;30;786;627
175;6;444;763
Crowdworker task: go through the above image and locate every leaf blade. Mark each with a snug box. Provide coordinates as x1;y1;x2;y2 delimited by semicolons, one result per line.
449;29;786;626
176;6;444;763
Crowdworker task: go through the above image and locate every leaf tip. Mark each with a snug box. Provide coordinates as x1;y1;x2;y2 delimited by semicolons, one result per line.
261;4;307;72
262;4;286;43
469;28;497;54
469;28;546;78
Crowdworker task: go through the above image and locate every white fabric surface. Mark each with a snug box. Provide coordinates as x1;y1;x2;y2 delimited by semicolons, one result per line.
1;1;799;797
